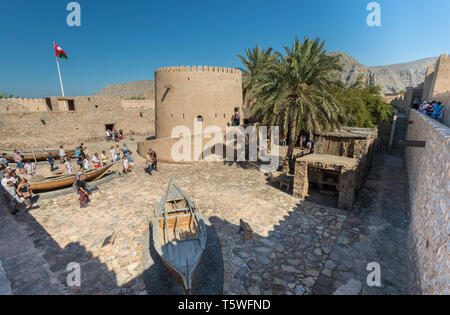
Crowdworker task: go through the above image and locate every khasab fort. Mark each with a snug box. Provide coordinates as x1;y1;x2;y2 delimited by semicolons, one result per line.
0;54;448;296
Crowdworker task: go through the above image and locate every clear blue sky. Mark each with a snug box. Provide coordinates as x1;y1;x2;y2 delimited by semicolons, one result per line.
1;0;449;97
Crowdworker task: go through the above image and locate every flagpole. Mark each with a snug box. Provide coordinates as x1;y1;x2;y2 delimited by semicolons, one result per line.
53;41;65;97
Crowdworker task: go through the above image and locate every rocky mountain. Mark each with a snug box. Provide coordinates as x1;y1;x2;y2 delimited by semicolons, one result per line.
94;80;155;98
330;52;438;93
93;53;439;97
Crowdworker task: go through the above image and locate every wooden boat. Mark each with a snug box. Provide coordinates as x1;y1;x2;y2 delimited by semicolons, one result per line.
29;164;114;192
152;179;207;294
1;149;75;162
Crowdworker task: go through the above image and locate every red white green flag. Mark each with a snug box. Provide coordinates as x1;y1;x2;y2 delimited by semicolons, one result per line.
54;42;68;60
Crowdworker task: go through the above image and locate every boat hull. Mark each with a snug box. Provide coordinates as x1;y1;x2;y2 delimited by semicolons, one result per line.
29;164;114;192
152;180;208;294
3;149;75;162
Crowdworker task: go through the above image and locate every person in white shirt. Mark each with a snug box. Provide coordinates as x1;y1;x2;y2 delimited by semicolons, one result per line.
1;172;11;188
65;159;72;174
91;153;101;168
110;146;116;163
82;157;89;170
59;145;66;163
123;157;129;174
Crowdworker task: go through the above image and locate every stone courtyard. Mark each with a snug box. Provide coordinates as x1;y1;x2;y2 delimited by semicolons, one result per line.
0;138;411;295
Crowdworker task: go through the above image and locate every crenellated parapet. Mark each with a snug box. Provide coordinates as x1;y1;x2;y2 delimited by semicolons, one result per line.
155;65;241;75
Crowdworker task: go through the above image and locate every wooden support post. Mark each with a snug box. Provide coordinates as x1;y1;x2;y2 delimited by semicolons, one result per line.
239;219;253;240
398;140;426;148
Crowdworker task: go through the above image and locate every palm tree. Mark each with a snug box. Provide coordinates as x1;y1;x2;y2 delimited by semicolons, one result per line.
241;37;344;172
237;46;276;105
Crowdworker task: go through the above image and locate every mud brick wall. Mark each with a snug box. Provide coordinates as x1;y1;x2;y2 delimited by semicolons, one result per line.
405;110;449;294
0;109;155;149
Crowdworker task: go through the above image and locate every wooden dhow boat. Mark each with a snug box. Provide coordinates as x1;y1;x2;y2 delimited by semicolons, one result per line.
29;164;114;192
1;149;75;162
152;179;207;294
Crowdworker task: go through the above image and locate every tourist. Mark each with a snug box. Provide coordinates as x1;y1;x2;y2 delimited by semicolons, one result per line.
123;156;130;175
24;161;35;175
235;111;241;126
113;130;119;142
82;155;90;170
128;151;135;169
75;146;81;161
0;154;8;179
145;148;153;175
65;158;72;174
75;147;83;169
10;170;20;187
101;150;108;167
115;144;121;161
431;101;444;120
110;146;116;163
92;153;101;169
13;151;25;175
59;145;66;163
151;150;157;172
280;133;287;146
75;174;90;209
47;152;55;172
80;143;88;157
119;129;124;141
106;129;112;141
16;178;32;209
1;172;11;188
4;179;22;215
0;153;8;168
121;143;130;162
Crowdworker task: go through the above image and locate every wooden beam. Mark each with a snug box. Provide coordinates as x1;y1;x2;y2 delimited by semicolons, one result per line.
398;121;414;125
399;140;426;148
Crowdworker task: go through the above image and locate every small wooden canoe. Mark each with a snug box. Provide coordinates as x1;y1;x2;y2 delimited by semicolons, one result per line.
152;179;207;294
29;164;114;192
2;149;75;162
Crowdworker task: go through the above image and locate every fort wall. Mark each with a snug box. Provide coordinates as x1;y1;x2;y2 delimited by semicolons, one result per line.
154;66;243;139
429;54;450;98
423;65;435;101
0;97;155;148
405;110;449;294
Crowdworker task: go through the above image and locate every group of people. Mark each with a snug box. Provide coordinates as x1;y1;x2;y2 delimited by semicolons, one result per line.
106;129;124;142
414;101;445;121
278;134;314;150
0;167;33;215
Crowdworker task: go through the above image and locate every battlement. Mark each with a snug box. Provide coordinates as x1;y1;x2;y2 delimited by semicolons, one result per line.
155;65;241;75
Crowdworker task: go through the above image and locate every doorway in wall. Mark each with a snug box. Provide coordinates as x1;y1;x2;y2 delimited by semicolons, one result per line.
105;124;115;131
67;100;75;111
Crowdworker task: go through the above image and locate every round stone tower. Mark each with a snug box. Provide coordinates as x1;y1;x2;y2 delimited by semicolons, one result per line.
154;65;243;139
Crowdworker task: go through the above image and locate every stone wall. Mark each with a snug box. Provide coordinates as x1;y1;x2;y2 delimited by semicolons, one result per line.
429;54;450;98
423;65;435;101
0;96;155;148
0;109;155;149
405;110;449;294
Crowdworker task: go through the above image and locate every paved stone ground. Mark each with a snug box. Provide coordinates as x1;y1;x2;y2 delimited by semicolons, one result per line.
312;154;410;295
0;140;410;295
